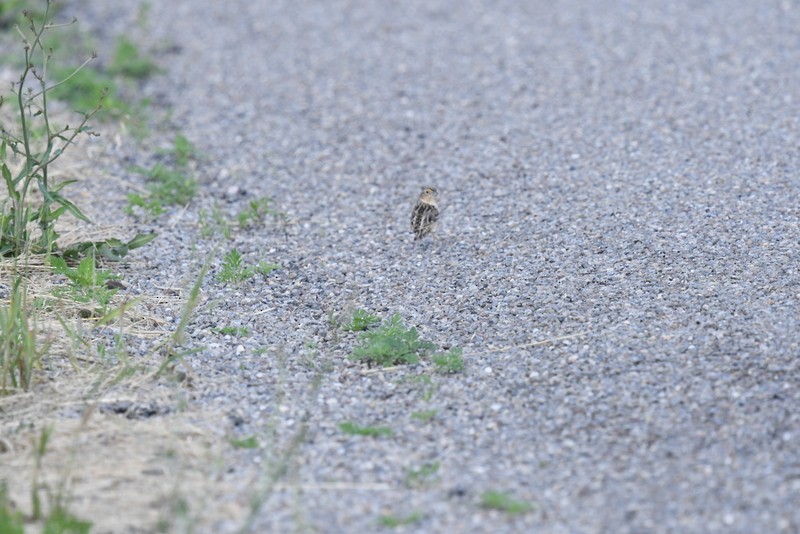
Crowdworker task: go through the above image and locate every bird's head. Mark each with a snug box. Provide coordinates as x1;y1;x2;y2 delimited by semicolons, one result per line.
419;187;438;205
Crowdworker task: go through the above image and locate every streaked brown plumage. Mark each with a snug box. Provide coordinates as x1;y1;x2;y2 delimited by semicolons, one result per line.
411;187;439;240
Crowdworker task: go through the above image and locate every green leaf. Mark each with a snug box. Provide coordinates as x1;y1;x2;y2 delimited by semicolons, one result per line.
230;436;259;449
126;232;157;249
1;163;18;201
50;192;92;223
49;178;79;193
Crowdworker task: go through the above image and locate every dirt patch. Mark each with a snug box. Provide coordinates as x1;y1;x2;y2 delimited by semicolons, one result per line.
0;380;247;533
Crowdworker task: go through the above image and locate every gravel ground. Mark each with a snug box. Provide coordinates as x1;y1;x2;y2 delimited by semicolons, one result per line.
74;1;800;532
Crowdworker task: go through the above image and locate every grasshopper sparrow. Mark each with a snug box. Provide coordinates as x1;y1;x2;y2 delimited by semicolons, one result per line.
411;187;439;240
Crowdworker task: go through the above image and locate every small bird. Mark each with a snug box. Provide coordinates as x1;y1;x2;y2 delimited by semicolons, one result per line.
411;187;439;240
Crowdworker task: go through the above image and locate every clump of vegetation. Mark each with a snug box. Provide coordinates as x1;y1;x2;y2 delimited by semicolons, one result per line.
432;347;465;374
347;313;465;370
216;249;252;283
214;326;249;337
479;490;534;515
349;314;436;367
0;3;156;258
377;511;423;528
230;436;259;449
338;421;393;437
410;409;437;422
216;249;280;284
126;135;198;217
0;4;102;257
406;462;439;488
0;281;47;395
108;36;160;79
49;255;121;316
255;261;281;276
343;308;381;332
26;426;92;532
237;196;277;229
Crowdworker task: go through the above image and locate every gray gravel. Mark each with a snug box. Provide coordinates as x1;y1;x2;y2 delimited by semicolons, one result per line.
80;0;800;532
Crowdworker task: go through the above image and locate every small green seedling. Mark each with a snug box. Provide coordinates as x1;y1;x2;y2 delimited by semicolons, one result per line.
432;347;465;374
344;308;381;332
108;36;160;79
255;261;281;276
339;422;393;437
405;462;439;488
217;249;254;283
237;196;277;229
214;326;250;337
377;511;423;528
49;255;120;314
410;409;437;422
350;314;436;367
480;491;533;515
127;135;197;216
230;436;259;449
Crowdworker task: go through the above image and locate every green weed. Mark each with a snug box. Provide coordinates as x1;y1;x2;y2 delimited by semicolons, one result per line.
28;426;92;530
49;255;120;315
108;36;160;79
350;314;436;367
216;250;280;283
198;205;232;239
0;280;46;395
230;436;259;449
410;409;437;422
217;249;253;283
0;5;103;257
127;135;197;216
406;462;439;488
432;347;465;374
0;481;25;533
215;326;250;337
255;261;281;276
343;308;381;332
237;196;277;228
480;490;533;515
338;422;393;437
378;511;423;528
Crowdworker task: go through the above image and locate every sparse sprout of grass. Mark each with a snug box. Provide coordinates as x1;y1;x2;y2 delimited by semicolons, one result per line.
50;63;127;116
349;314;436;367
339;421;393;437
215;326;249;337
198;205;232;239
406;462;439;488
108;36;160;79
344;308;381;332
127;135;197;216
126;192;165;216
230;436;259;449
237;196;277;228
410;409;437;422
432;347;465;374
255;261;281;276
0;481;25;532
480;490;534;515
142;163;197;205
0;281;46;395
378;511;423;528
42;507;93;534
28;425;92;530
170;134;195;168
217;249;255;283
49;255;120;315
408;374;436;401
